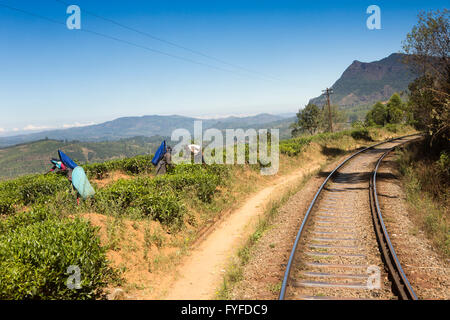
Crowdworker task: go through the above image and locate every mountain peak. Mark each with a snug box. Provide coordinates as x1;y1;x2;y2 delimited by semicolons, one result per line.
309;53;418;108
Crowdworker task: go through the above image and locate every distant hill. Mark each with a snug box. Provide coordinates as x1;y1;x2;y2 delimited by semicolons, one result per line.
232;117;296;140
0;136;166;181
309;53;419;110
0;113;288;148
0;115;296;180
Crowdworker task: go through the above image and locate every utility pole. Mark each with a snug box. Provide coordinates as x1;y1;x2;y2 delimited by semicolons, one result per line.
322;88;334;133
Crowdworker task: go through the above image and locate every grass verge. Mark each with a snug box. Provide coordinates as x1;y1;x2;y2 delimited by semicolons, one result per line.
396;141;449;258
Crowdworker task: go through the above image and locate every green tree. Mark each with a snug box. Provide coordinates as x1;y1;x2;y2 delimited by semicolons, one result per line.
402;9;449;145
365;102;387;126
386;93;405;124
291;104;322;136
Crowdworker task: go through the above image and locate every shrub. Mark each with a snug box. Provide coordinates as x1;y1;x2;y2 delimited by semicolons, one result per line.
195;174;221;202
95;178;185;225
137;192;184;226
0;210;113;299
279;137;312;156
19;174;71;205
205;164;231;180
396;141;449;257
0;196;15;215
438;151;450;178
351;120;365;129
0;177;28;205
279;144;297;156
119;155;153;175
351;128;372;141
385;123;400;133
0;174;72;207
0;206;53;234
102;158;126;171
171;164;205;175
95;178;148;211
85;163;109;180
154;172;220;203
83;154;155;178
95;163;223;223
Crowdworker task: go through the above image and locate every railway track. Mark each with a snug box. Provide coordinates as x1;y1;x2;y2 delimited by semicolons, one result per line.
279;135;421;300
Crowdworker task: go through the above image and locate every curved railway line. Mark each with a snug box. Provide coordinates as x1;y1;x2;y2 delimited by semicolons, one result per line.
279;135;422;300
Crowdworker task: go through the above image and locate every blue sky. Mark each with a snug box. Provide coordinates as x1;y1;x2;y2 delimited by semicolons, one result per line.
0;0;447;135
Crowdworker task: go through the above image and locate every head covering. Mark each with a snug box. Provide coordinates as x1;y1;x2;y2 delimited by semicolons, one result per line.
187;144;201;155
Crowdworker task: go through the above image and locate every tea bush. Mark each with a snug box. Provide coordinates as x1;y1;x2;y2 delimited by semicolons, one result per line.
171;163;205;175
95;163;225;224
0;177;26;204
0;196;15;215
0;205;54;234
205;163;231;180
154;172;220;203
279;137;312;156
84;163;109;180
0;207;113;299
84;154;155;179
279;142;301;156
18;174;71;205
95;177;184;225
95;178;150;210
107;155;154;175
0;174;71;207
137;192;184;226
194;174;221;202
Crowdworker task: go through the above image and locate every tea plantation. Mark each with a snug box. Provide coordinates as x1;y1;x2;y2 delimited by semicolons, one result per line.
0;126;407;299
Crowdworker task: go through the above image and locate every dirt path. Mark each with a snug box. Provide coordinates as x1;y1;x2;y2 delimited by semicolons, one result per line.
163;162;324;300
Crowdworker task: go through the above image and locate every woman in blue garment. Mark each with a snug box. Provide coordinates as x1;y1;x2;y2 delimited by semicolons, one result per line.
156;146;173;175
48;156;82;205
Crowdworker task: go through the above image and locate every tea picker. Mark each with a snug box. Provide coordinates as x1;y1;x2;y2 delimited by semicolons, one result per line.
47;150;95;205
186;144;205;164
152;140;173;175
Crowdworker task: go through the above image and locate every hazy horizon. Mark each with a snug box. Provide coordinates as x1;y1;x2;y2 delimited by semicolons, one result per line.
0;111;296;138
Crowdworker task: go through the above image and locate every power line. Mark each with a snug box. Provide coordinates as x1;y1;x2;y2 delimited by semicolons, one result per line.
53;0;283;82
0;2;269;80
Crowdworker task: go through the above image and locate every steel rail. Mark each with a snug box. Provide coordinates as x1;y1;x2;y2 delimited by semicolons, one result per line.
370;143;419;300
279;134;420;300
